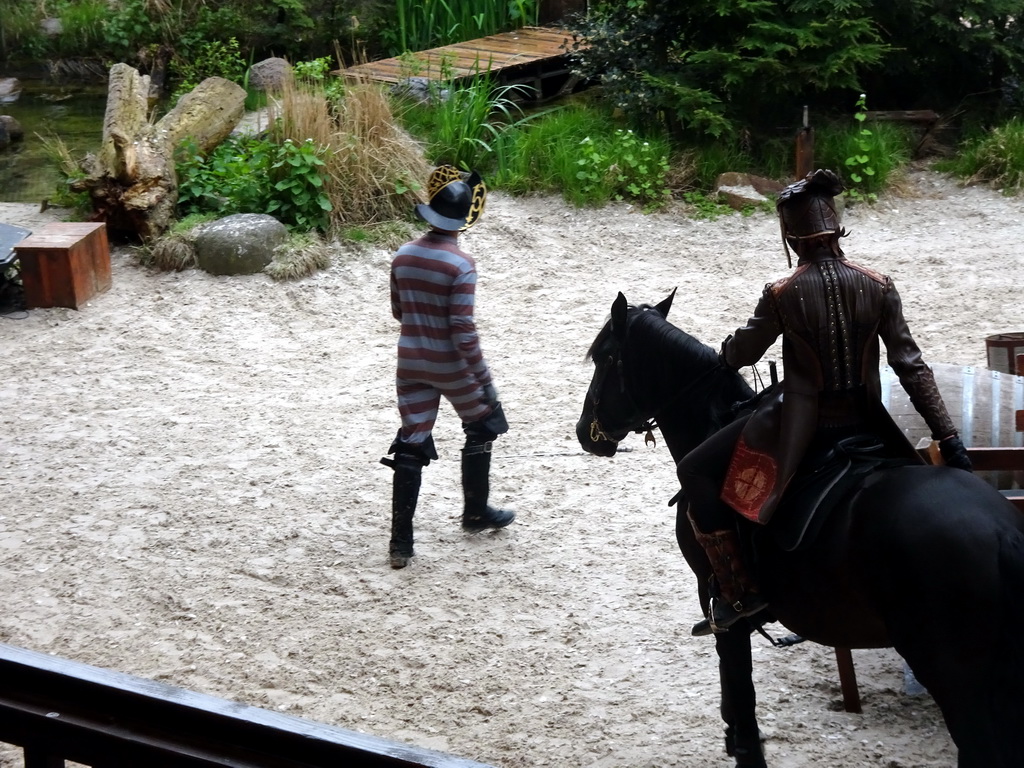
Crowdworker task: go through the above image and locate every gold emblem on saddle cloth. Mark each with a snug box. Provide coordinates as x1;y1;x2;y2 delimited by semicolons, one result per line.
721;436;778;523
425;164;487;231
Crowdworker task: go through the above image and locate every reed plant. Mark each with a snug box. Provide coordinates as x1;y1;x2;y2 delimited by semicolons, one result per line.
271;72;432;228
383;0;539;54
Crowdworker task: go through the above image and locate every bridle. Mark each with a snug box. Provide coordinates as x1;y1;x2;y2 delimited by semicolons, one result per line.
587;348;656;446
587;317;731;449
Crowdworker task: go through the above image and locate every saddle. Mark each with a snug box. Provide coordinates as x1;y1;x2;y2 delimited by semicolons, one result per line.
769;434;914;552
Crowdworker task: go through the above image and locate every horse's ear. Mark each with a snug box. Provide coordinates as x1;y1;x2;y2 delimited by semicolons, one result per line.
655;288;677;318
611;292;628;335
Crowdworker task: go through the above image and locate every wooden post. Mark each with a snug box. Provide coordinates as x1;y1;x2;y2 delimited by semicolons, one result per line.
795;105;814;179
834;647;862;713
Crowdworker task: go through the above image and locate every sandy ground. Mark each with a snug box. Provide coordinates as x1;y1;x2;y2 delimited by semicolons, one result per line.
1;166;1022;767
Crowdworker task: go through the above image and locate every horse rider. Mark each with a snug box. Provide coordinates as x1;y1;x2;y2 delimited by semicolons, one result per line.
678;167;972;633
382;164;515;569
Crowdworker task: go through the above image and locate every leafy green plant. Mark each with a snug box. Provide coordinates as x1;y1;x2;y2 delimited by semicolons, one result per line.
175;135;274;217
573;128;671;208
175;134;333;231
101;0;158;59
844;94;877;202
681;191;734;220
291;56;345;103
266;138;333;231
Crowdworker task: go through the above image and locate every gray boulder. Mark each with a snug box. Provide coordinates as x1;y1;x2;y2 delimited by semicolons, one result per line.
713;172;785;211
0;115;24;141
390;77;449;104
248;58;292;92
193;214;288;276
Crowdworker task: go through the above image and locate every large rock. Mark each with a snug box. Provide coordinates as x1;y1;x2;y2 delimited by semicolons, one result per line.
713;172;786;211
248;58;292;92
193;214;288;276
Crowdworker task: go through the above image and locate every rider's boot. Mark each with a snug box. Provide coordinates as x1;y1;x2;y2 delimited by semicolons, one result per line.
691;525;768;634
461;437;515;532
385;454;423;568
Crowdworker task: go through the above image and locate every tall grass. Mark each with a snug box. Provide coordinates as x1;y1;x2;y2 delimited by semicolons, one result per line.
384;0;539;54
938;117;1024;194
398;74;536;171
56;0;108;57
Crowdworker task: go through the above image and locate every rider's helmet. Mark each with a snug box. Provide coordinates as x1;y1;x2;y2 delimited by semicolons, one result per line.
776;168;847;265
415;164;487;232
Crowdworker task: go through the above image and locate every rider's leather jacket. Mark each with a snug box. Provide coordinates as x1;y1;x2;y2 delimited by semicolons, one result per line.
718;247;957;524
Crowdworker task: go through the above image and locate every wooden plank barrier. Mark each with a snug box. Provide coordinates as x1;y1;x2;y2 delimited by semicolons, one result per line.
0;643;495;768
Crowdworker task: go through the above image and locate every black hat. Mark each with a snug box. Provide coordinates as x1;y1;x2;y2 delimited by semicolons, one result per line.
777;168;847;264
415;165;486;231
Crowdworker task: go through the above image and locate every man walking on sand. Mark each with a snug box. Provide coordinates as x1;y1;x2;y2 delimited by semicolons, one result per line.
381;165;515;569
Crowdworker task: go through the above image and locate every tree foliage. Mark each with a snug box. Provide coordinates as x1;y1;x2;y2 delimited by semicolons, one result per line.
568;0;1023;138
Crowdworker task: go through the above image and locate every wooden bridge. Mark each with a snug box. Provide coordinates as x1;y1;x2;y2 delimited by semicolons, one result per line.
338;26;579;101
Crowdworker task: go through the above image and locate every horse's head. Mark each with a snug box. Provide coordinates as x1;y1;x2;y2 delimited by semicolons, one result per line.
576;290;676;457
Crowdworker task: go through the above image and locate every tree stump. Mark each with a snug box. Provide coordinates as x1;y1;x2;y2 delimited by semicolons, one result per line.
76;63;246;242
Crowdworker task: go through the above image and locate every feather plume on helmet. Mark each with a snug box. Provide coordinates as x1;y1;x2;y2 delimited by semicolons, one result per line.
776;168;849;266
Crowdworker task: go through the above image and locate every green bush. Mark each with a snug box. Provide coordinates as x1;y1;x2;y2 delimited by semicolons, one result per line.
814;100;913;200
175;134;332;231
939;117;1024;194
171;37;248;102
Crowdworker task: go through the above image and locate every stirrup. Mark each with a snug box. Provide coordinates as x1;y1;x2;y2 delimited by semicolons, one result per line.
709;595;769;633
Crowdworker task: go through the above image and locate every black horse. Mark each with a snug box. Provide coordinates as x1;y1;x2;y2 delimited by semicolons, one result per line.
576;291;1024;768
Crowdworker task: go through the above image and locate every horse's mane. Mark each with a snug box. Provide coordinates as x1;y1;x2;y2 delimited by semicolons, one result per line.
628;305;719;367
586;303;718;368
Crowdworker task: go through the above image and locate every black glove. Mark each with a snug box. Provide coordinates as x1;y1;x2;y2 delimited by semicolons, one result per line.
482;382;499;406
938;433;972;472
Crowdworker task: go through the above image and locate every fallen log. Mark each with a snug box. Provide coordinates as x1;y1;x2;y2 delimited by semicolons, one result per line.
76;63;246;242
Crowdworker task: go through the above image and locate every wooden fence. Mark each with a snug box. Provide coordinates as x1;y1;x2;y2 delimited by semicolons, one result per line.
0;643;495;768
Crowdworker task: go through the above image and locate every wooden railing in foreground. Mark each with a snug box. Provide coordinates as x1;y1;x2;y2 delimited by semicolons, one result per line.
0;643;496;768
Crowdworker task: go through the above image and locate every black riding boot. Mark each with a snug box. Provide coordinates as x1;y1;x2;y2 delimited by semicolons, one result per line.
388;456;422;568
687;507;768;634
461;439;515;532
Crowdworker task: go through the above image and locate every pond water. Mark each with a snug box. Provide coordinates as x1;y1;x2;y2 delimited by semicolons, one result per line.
0;82;106;203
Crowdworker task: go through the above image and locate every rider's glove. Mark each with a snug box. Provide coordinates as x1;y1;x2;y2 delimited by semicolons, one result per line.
938;432;972;472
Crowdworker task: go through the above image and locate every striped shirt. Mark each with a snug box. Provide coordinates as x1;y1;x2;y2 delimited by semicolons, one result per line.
390;231;492;388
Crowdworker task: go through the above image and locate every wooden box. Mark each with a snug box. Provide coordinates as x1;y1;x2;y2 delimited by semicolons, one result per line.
15;222;111;310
